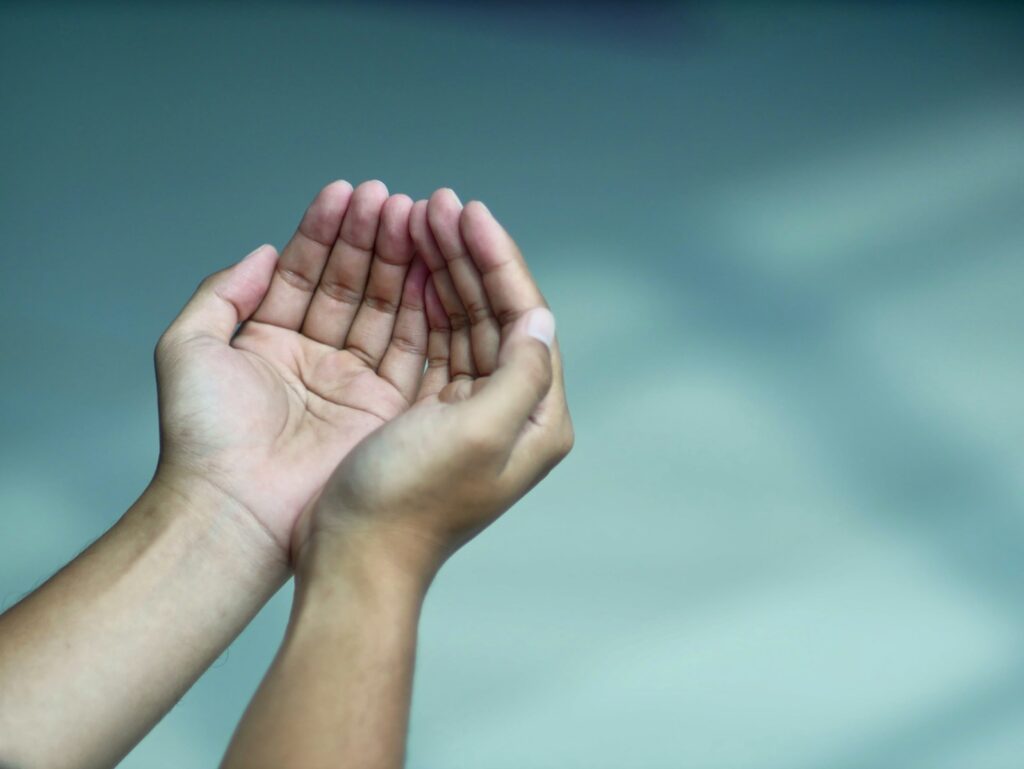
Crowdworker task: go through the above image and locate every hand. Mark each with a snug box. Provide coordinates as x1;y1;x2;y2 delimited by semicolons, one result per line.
295;189;574;583
154;180;430;559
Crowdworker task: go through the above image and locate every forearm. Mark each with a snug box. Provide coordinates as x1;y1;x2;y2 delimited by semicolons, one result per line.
221;534;427;769
0;475;288;769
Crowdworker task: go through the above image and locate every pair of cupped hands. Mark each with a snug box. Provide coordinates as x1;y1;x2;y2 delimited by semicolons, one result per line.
154;181;573;587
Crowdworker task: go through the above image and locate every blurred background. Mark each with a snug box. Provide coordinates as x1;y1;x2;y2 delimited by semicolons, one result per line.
2;1;1024;766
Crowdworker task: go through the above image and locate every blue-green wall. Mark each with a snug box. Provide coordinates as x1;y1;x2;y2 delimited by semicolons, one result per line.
2;2;1024;766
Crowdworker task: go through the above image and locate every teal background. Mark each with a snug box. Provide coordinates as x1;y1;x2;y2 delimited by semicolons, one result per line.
2;2;1024;766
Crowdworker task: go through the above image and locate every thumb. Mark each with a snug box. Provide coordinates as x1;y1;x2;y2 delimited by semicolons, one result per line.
166;244;278;343
465;307;555;435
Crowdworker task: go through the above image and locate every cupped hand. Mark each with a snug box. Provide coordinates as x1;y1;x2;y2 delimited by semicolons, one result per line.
296;189;574;582
154;180;431;559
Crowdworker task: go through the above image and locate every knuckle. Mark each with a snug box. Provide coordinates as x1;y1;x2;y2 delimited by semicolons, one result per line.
344;341;377;369
426;354;449;369
363;293;400;316
318;278;363;306
447;310;470;331
465;297;494;325
496;307;521;328
389;333;425;357
278;265;318;293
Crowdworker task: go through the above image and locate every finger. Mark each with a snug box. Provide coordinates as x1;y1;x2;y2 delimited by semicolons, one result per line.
426;189;501;375
301;180;390;348
378;257;429;402
165;245;278;344
459;199;569;435
342;194;415;367
415;276;452;401
251;180;352;330
461;307;555;439
458;200;545;327
409;198;477;380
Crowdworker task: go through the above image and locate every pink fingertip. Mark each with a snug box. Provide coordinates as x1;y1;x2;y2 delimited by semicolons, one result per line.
525;308;555;348
241;244;268;261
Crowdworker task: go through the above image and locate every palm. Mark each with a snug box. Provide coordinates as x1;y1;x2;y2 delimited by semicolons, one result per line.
192;321;410;543
236;319;406;456
159;182;431;552
296;186;571;566
159;182;564;560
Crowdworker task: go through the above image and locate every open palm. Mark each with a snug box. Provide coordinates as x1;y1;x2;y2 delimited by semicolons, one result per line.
291;188;573;566
155;181;430;555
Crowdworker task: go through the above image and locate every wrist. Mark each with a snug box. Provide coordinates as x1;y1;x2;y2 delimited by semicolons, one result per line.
138;467;290;578
225;516;425;769
294;519;437;611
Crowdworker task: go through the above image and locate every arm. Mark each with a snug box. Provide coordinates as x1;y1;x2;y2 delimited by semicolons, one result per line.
0;478;286;769
222;535;427;769
221;190;574;768
0;179;431;768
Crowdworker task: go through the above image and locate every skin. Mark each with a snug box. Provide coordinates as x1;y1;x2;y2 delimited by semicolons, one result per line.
158;179;433;556
0;180;435;768
222;190;573;769
0;184;572;769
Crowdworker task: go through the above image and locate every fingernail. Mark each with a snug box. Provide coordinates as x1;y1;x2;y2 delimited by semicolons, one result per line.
448;188;462;206
526;308;555;348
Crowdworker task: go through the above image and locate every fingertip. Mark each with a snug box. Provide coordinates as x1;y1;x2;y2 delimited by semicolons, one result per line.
237;243;279;275
461;199;491;222
427;189;464;233
350;179;390;216
429;187;462;208
301;181;353;244
458;201;485;246
386;192;414;212
505;308;554;382
358;178;390;199
241;242;272;261
341;180;391;249
179;243;279;342
231;243;278;294
322;178;354;196
427;189;466;258
523;307;555;348
380;194;415;250
459;200;510;271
